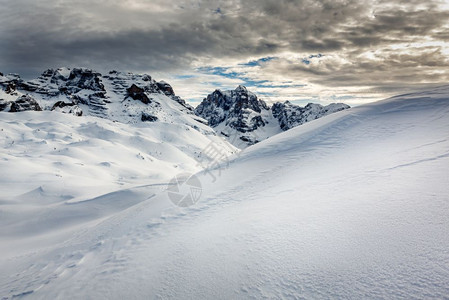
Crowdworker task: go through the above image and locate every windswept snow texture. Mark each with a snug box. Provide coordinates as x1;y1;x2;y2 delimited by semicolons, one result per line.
1;86;449;299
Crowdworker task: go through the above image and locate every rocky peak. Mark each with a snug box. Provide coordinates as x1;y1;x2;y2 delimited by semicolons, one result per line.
235;85;247;94
232;85;267;113
10;95;42;112
41;69;55;78
0;73;22;88
195;86;351;148
156;81;175;96
49;68;71;85
65;68;105;92
195;85;270;130
272;101;350;131
1;67;197;125
105;71;192;112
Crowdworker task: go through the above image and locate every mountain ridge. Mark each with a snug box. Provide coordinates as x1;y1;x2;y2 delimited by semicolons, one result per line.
195;85;350;147
2;67;349;148
0;67;196;122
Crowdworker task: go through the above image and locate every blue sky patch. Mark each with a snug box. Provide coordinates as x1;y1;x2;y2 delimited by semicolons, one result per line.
302;53;323;65
240;56;276;67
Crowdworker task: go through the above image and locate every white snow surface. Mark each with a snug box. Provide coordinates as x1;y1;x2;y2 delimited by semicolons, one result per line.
1;86;449;299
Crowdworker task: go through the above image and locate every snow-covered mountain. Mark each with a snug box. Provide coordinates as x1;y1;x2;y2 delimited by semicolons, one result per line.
1;69;349;150
0;67;199;123
195;85;350;147
1;85;448;299
0;68;237;199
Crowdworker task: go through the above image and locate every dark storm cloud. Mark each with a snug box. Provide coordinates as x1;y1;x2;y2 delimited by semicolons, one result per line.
1;0;449;99
1;25;215;74
260;46;449;95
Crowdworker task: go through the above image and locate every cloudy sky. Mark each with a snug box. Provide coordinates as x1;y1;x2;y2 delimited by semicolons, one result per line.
1;0;449;106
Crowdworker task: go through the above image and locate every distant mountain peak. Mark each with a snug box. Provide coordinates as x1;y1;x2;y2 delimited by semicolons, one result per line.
235;85;248;93
195;86;350;147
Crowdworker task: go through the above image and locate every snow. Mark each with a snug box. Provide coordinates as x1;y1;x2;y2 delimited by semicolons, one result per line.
0;110;234;254
1;86;449;298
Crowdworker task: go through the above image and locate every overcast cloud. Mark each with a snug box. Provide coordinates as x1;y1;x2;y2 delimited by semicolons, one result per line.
1;0;449;105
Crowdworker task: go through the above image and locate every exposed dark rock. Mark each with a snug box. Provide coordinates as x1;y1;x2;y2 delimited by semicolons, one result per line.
51;72;69;86
52;101;66;109
10;95;42;112
41;69;54;78
141;112;158;122
272;101;350;131
20;82;39;92
156;81;174;96
172;96;194;111
0;74;22;90
5;83;16;94
240;135;259;145
0;100;9;111
195;85;351;147
72;94;86;104
51;101;83;116
142;75;152;81
250;115;266;128
51;101;75;110
90;92;106;99
193;117;208;125
127;84;150;104
195;85;270;132
66;68;105;92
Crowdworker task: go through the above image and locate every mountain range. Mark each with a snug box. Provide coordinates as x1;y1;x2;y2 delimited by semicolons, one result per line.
195;85;350;147
0;68;349;147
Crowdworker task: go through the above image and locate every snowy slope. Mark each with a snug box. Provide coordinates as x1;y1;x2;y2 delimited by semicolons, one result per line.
0;67;237;222
0;110;235;258
1;86;449;298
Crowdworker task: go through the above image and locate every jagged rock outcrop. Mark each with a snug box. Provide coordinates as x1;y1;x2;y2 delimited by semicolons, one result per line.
195;85;270;133
5;83;16;94
51;101;83;116
156;81;174;96
0;101;7;111
127;84;151;104
195;85;350;147
10;95;42;112
65;68;105;92
0;73;21;95
171;96;194;111
272;101;350;131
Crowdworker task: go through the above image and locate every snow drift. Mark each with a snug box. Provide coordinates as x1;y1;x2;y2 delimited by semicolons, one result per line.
1;86;449;299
